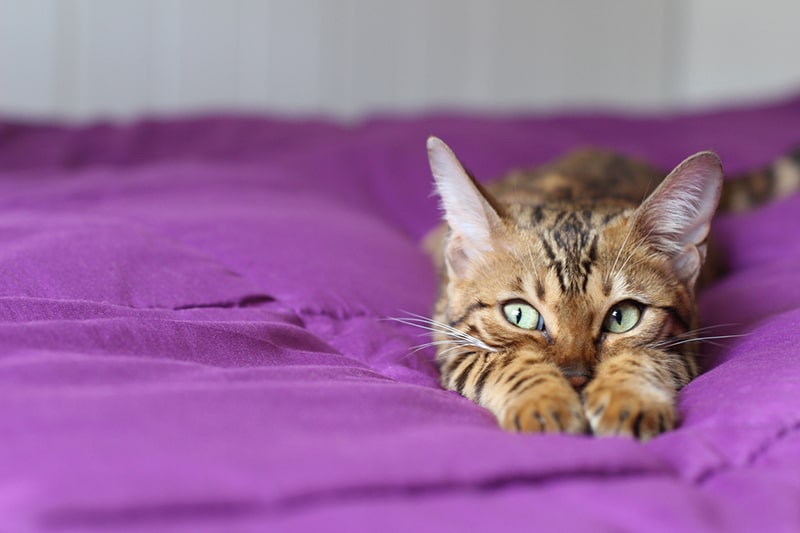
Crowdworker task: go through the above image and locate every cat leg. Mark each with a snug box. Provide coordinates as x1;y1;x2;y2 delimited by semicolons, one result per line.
582;349;692;440
441;350;588;434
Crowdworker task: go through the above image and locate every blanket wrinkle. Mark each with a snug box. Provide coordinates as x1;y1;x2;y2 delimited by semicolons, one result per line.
41;500;263;530
41;466;680;530
0;317;347;369
696;419;800;486
267;467;679;511
172;294;275;311
295;306;381;320
0;296;303;329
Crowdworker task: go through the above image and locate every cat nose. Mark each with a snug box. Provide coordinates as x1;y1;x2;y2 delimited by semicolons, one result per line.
566;374;589;391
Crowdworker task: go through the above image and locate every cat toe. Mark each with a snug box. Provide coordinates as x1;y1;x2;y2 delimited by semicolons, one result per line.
499;391;588;435
583;386;675;441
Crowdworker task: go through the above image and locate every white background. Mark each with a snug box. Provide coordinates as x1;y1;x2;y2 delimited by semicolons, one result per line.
1;0;799;121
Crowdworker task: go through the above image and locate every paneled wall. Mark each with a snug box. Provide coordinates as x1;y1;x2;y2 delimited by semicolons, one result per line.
0;0;799;120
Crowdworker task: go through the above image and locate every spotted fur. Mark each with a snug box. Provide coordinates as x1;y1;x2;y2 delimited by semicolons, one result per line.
424;138;800;440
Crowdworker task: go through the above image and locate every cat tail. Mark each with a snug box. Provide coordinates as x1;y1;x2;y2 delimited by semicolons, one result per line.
718;146;800;212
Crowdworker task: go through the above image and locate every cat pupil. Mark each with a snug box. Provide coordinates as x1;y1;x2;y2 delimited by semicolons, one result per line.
515;308;523;324
612;309;623;325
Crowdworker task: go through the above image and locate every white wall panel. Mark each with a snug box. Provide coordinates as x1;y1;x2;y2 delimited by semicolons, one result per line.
149;0;184;112
176;0;240;110
258;0;327;112
0;0;59;115
0;0;798;120
69;0;155;117
677;0;800;105
490;1;672;108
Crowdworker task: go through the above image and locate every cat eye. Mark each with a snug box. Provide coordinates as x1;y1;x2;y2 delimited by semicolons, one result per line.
603;301;643;334
502;301;544;331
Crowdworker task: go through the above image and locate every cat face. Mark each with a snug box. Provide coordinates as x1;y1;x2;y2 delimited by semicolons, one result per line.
439;208;695;386
428;137;722;387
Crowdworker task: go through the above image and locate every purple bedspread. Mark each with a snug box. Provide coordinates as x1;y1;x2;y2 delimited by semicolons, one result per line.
2;98;800;532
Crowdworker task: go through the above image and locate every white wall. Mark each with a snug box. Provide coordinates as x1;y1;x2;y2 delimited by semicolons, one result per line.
676;0;800;106
0;0;798;120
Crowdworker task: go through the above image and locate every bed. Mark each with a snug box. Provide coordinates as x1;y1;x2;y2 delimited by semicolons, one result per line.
2;97;800;532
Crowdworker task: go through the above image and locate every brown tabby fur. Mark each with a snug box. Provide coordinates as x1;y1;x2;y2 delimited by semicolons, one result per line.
424;139;800;440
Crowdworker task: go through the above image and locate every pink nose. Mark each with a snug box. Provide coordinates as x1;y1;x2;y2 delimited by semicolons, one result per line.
567;375;589;391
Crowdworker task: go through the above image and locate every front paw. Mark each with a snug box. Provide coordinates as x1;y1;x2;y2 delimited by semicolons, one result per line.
499;386;588;435
582;383;675;441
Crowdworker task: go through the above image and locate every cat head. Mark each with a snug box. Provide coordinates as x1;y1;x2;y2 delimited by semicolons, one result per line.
427;136;723;385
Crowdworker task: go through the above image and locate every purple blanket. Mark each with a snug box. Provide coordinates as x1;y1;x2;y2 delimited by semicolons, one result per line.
2;98;800;532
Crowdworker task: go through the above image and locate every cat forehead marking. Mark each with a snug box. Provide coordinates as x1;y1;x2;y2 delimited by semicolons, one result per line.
522;207;616;295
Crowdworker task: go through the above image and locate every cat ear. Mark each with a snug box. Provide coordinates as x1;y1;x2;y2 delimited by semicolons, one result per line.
636;151;723;286
427;136;503;276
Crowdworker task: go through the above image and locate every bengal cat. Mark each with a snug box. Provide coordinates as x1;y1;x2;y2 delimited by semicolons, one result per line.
420;137;800;440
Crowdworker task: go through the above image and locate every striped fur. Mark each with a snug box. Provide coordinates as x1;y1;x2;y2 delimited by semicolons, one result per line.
720;146;800;212
425;138;800;440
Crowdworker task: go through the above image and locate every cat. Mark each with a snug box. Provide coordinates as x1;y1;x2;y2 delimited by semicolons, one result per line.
422;137;800;440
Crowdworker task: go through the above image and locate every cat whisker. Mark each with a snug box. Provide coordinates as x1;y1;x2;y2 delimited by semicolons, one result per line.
698;340;726;349
607;218;659;287
685;322;741;333
408;340;449;353
403;340;485;365
393;313;475;338
387;314;472;340
408;339;475;354
607;179;656;285
387;312;497;353
669;323;743;341
653;333;750;350
402;345;465;360
610;252;650;278
436;344;479;358
606;210;639;285
614;227;655;279
653;323;745;348
522;243;542;286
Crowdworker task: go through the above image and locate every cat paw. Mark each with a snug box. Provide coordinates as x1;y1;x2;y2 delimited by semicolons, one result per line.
499;389;588;434
582;383;675;441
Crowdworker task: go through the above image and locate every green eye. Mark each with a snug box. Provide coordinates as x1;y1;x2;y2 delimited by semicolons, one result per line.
603;301;643;333
502;301;544;330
